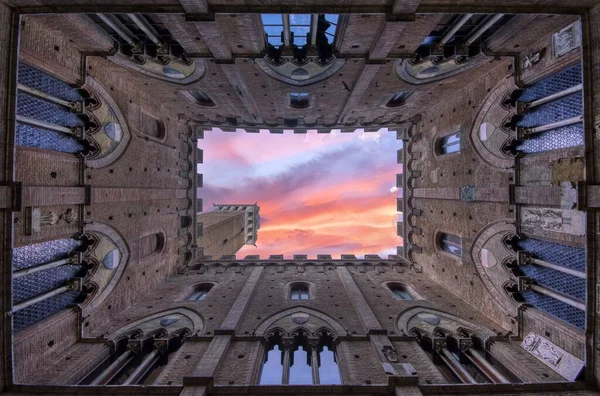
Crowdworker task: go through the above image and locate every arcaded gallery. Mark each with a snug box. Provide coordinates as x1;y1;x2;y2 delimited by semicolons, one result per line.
0;1;599;395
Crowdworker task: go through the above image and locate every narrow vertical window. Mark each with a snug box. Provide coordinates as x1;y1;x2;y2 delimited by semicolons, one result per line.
438;132;461;154
181;91;215;107
440;233;462;257
188;284;212;301
289;345;312;384
318;338;341;384
390;284;413;300
290;283;309;300
290;93;310;109
259;344;284;384
139;232;165;259
386;91;411;107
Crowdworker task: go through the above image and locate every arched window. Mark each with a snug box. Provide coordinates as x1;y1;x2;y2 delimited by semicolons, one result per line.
140;111;165;140
188;284;213;301
259;332;341;385
290;283;309;300
389;284;413;300
181;90;216;107
139;232;166;259
440;233;462;258
386;91;411;107
290;93;310;109
438;132;461;154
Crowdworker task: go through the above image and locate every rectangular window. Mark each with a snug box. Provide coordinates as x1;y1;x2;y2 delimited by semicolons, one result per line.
392;287;413;300
261;14;339;48
441;233;462;257
261;14;284;47
290;92;310;109
439;132;461;154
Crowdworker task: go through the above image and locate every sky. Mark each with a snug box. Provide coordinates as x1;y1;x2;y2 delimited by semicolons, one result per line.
198;128;403;259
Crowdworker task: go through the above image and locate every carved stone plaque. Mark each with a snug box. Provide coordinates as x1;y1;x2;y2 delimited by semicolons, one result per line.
521;332;584;381
520;207;585;236
552;21;582;59
291;313;309;325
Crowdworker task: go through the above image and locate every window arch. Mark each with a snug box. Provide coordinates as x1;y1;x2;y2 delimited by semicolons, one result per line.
389;284;413;300
140;111;165;140
139;231;166;259
439;232;462;258
289;92;310;109
181;90;216;107
290;283;309;300
437;132;461;154
386;91;411;107
188;283;213;301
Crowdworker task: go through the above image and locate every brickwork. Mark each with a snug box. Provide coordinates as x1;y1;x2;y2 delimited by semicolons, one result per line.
197;211;246;259
1;2;599;395
391;341;446;384
489;340;564;383
156;340;210;385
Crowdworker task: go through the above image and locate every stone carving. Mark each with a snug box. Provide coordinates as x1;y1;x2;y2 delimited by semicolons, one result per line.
520;207;585;236
560;181;578;210
460;186;476;202
522;49;546;69
552;21;582;59
521;332;584;381
31;208;78;233
382;346;399;363
291;313;310;325
60;209;78;224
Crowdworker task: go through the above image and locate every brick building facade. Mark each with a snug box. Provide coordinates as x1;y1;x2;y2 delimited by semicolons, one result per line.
0;1;600;395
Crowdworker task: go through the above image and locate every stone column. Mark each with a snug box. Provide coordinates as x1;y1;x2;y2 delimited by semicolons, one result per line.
281;338;294;385
89;349;134;385
308;338;320;385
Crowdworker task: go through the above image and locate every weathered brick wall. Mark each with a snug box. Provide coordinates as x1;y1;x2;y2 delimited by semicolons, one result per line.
214;340;262;385
155;340;210;385
408;58;515;330
392;341;446;384
337;340;388;385
489;340;564;383
522;308;585;360
13;309;80;383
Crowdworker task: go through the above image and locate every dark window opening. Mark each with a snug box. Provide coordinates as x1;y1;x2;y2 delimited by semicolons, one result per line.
182;91;215;107
386;91;411;107
438;132;460;154
290;93;310;109
440;232;462;257
290;283;309;300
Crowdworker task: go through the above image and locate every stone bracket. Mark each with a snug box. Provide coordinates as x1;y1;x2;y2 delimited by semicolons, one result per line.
517;251;534;266
517;276;533;292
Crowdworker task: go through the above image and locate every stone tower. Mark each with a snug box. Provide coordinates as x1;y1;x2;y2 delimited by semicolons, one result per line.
1;2;600;396
197;203;260;258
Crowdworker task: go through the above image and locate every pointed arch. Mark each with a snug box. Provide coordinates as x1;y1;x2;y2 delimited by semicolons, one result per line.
470;219;519;319
83;76;131;169
82;222;130;315
396;306;496;340
106;308;204;340
254;306;347;337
